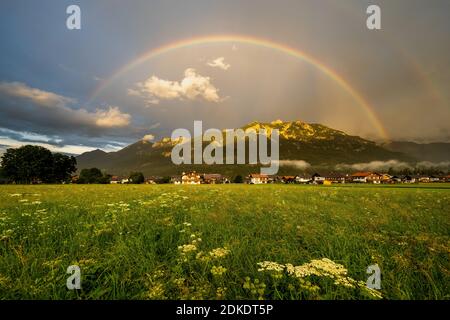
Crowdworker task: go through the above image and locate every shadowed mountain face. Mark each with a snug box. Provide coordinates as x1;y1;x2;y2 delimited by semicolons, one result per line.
76;120;413;176
383;141;450;163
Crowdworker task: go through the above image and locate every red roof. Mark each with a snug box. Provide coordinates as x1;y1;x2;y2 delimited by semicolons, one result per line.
351;172;372;177
249;174;269;178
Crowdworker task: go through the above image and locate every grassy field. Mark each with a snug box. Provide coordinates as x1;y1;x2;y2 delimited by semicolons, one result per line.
0;184;449;300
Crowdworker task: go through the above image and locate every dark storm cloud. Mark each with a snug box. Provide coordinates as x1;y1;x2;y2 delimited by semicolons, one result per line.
0;81;145;152
0;128;65;146
0;82;132;136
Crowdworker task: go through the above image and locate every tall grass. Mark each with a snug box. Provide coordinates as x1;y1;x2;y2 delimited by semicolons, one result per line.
0;184;448;299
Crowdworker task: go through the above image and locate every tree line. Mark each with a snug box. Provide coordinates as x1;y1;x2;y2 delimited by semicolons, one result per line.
0;145;76;184
76;168;145;184
0;145;149;185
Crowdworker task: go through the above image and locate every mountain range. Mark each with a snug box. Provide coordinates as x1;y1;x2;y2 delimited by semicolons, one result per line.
76;120;449;176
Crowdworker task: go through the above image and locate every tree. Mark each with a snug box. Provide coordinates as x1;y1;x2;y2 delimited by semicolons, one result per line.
78;168;106;184
159;176;171;184
100;174;112;184
81;168;110;184
0;167;8;184
129;172;145;184
233;175;244;183
52;153;77;183
1;145;54;183
0;145;78;184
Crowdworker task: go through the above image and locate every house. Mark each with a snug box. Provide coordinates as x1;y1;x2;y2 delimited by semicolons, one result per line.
202;173;227;184
295;175;311;184
181;171;201;185
145;176;162;184
351;172;382;184
110;176;120;184
248;173;269;184
368;172;383;184
351;172;370;183
323;173;346;184
281;176;297;184
417;175;430;183
380;174;393;184
445;175;450;182
312;173;325;184
121;178;130;184
429;175;441;183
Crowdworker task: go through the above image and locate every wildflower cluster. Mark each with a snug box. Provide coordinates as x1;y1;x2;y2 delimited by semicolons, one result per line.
211;266;227;277
0;194;53;241
178;244;197;254
216;287;227;299
257;258;383;299
137;191;189;210
209;247;231;259
143;269;168;299
243;277;266;300
177;224;202;262
257;261;284;273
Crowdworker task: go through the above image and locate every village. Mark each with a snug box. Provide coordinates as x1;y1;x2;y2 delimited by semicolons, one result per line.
107;171;450;185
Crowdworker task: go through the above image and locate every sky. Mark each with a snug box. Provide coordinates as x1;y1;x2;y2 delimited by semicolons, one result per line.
0;0;449;155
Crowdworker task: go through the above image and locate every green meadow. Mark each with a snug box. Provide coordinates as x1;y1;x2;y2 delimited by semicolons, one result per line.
0;184;449;300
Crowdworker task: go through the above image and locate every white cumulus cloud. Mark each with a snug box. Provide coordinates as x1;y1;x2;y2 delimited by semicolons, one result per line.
129;68;222;105
207;57;231;70
95;106;131;128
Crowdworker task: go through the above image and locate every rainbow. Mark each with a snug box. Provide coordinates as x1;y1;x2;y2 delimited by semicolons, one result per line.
89;34;389;140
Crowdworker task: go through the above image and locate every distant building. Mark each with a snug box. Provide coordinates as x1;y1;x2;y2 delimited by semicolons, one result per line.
202;173;228;184
351;172;370;183
295;175;312;184
248;173;269;184
110;176;120;184
145;176;162;184
380;174;393;184
312;173;325;184
182;172;201;185
281;176;297;184
417;175;430;183
429;175;441;183
323;173;346;184
351;172;382;184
